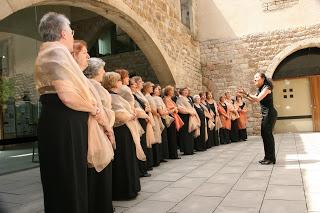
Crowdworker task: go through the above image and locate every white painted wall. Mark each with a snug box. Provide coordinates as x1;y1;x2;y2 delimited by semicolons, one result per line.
198;0;320;41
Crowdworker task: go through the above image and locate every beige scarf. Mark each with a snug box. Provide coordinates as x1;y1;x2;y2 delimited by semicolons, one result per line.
145;94;164;143
35;42;113;172
153;96;174;127
89;79;116;147
119;85;135;110
134;91;156;147
176;96;201;137
110;92;146;161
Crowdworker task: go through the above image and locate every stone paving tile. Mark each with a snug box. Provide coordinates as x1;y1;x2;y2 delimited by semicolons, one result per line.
147;187;193;203
192;183;233;197
219;190;264;210
214;206;258;213
306;192;320;212
169;177;206;189
151;172;185;182
234;178;268;191
168;195;222;213
206;173;242;184
217;166;247;174
113;192;153;208
260;200;307;213
1;133;320;213
125;200;177;213
240;170;271;180
265;185;305;201
269;173;303;185
141;181;171;193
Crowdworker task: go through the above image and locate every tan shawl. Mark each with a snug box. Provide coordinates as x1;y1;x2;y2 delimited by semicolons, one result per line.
119;85;135;110
89;79;116;147
134;91;156;147
145;94;164;143
153;96;174;128
163;96;184;131
35;42;113;172
110;92;146;161
176;96;201;137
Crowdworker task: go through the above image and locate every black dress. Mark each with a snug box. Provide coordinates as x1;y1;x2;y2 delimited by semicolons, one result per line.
167;121;179;159
219;103;231;145
258;83;278;162
238;103;248;141
87;163;113;213
194;105;207;151
178;113;194;155
209;102;220;146
230;100;239;142
112;124;141;200
134;94;154;170
204;102;214;149
38;94;88;213
152;142;161;167
160;118;169;160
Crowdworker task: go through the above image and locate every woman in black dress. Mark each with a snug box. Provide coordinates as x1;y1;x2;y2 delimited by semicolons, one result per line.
200;92;214;149
163;86;183;159
131;76;154;173
82;57;115;213
152;84;171;162
206;92;220;146
103;72;141;200
176;88;200;155
193;95;207;151
36;12;109;213
238;72;278;165
225;91;239;142
143;82;163;167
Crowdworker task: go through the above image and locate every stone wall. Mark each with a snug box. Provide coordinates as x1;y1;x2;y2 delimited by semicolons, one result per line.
1;0;202;92
262;0;299;12
200;24;320;135
121;0;202;91
10;73;38;103
102;50;159;83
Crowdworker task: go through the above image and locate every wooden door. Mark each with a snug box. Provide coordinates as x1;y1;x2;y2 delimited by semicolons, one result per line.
310;75;320;132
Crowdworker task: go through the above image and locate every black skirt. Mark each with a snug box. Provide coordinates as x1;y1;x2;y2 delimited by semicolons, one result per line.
230;120;239;142
206;129;214;149
160;118;169;160
239;128;248;141
194;109;207;151
88;163;113;213
213;130;220;146
178;113;194;155
38;94;88;213
112;124;140;200
167;122;179;159
219;128;230;145
138;118;153;172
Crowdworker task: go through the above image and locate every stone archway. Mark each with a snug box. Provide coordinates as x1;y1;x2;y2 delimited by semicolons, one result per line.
265;38;320;78
0;0;179;85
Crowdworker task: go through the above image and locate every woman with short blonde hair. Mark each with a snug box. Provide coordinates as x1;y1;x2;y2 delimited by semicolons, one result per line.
102;72;121;91
102;72;144;200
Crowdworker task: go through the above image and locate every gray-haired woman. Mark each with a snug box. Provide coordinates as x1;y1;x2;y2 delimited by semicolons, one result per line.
83;57;115;213
35;12;100;213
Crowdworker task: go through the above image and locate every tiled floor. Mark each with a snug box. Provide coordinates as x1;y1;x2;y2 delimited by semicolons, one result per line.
0;133;319;213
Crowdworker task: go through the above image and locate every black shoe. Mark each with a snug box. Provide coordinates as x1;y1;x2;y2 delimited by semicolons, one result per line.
140;173;151;177
260;160;275;165
147;167;153;171
161;159;168;163
258;159;266;164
